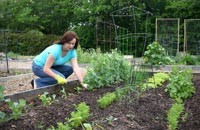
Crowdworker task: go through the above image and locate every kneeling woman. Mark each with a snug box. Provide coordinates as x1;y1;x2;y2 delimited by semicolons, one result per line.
31;31;84;89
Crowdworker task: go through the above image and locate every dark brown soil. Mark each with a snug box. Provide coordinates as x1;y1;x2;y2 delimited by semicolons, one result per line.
0;74;200;130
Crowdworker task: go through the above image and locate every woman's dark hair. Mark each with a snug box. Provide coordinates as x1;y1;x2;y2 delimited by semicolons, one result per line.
55;31;79;49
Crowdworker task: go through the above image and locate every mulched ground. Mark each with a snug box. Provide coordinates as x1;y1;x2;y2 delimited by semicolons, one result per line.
0;74;200;130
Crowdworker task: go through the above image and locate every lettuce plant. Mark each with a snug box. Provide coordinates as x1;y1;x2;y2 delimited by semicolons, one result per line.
97;92;117;108
165;67;195;102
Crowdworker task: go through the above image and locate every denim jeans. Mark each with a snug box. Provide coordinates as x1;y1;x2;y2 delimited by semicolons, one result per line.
32;61;73;88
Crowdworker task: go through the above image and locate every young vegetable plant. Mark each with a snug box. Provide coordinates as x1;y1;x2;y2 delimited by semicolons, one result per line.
39;92;56;106
60;87;67;98
106;116;118;126
143;72;169;89
97;92;117;109
69;102;90;128
165;67;195;102
5;98;26;120
48;102;90;130
167;103;184;130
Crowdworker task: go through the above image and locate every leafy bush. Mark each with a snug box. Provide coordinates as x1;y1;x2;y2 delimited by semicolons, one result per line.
167;103;184;130
84;49;131;90
6;30;60;55
144;41;174;65
165;67;195;102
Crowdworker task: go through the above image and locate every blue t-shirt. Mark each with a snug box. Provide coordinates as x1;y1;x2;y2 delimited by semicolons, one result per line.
33;44;77;67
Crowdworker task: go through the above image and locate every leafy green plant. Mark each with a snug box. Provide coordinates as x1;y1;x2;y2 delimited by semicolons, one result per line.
69;102;90;128
84;49;131;90
106;116;118;126
5;99;26;120
144;41;174;65
165;67;195;102
0;111;7;123
143;72;169;89
75;86;81;94
60;87;67;99
97;92;117;109
39;92;56;106
167;103;184;130
48;102;90;130
176;52;197;65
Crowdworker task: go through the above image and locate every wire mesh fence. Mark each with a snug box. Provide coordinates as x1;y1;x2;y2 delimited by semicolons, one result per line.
184;19;200;55
155;18;180;56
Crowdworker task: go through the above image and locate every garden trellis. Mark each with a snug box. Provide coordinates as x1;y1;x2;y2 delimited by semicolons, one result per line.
155;18;180;56
0;29;9;73
111;6;152;57
184;19;200;55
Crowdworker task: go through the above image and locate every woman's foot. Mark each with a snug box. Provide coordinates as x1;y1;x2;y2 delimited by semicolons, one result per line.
31;79;37;89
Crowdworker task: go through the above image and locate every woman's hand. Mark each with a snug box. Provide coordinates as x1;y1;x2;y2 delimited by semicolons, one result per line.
55;75;67;84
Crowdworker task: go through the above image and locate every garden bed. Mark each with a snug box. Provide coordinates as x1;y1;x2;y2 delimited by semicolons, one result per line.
0;74;200;130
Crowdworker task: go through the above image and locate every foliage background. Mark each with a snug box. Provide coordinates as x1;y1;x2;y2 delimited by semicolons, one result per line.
0;0;200;55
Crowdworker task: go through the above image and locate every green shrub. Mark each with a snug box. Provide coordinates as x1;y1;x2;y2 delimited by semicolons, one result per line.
6;30;60;55
144;41;174;65
84;49;131;90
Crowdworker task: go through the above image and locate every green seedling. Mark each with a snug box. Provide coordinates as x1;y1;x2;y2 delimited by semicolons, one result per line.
5;98;26;120
83;123;92;130
106;116;118;126
75;86;81;94
60;87;67;98
39;92;56;106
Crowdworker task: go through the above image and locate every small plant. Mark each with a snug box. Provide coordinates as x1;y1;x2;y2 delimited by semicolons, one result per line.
75;86;81;94
49;102;90;130
83;123;92;130
69;102;90;128
97;92;117;109
106;116;118;126
60;87;67;98
39;92;56;106
144;41;174;65
167;103;184;130
0;111;7;123
5;98;26;120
